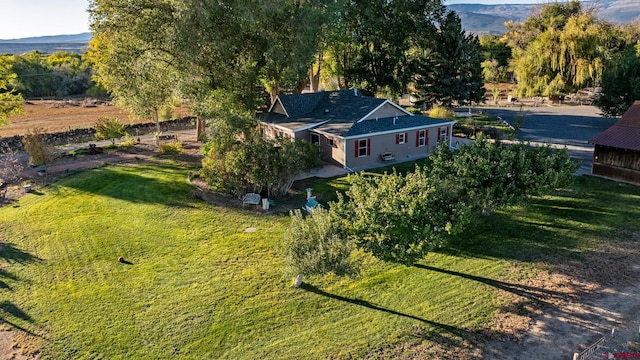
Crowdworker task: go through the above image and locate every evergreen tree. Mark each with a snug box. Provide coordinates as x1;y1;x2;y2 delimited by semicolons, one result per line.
411;11;485;108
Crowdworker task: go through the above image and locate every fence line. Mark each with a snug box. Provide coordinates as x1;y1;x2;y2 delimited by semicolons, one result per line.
574;330;612;360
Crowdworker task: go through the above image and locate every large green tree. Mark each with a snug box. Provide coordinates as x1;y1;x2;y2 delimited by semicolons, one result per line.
504;1;629;98
334;0;445;96
89;0;327;115
88;1;180;131
333;168;470;265
596;44;640;117
411;10;485;108
429;136;578;216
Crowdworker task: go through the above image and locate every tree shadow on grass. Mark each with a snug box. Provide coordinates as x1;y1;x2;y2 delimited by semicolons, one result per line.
0;268;17;291
439;176;640;265
300;282;471;339
412;264;566;303
50;164;197;208
0;243;41;264
0;301;41;338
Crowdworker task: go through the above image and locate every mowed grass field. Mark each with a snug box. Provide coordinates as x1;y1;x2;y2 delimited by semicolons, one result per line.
1;159;639;359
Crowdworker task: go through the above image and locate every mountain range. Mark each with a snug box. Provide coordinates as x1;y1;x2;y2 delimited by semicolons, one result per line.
0;33;92;54
2;0;640;50
0;32;92;44
450;0;640;35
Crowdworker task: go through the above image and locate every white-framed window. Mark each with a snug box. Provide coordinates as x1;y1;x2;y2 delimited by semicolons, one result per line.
440;126;448;142
326;138;336;147
357;139;369;157
417;130;426;147
397;133;406;144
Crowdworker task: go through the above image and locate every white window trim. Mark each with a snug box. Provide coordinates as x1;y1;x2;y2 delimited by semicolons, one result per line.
358;139;368;157
418;130;426;147
440;127;447;140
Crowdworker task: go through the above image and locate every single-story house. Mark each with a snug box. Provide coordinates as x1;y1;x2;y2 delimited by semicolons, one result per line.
260;90;455;170
589;100;640;184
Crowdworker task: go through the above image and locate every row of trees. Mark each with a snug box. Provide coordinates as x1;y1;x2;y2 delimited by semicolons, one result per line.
285;137;578;280
476;1;640;116
87;0;485;123
0;51;105;99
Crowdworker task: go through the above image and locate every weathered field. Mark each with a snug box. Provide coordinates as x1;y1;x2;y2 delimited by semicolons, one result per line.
0;100;191;138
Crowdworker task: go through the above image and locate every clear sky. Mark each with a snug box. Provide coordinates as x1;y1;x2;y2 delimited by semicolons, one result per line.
0;0;90;39
0;0;550;40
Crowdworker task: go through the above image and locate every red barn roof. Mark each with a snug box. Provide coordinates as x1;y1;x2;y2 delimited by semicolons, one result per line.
590;101;640;151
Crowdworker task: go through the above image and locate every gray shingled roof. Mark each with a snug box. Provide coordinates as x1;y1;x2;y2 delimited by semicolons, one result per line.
314;114;452;138
590;100;640;151
344;115;452;138
264;90;386;133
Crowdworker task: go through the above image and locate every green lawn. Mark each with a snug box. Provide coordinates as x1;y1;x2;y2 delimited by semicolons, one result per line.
1;161;639;359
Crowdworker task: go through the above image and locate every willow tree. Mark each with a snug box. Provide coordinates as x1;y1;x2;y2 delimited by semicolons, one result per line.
505;1;621;98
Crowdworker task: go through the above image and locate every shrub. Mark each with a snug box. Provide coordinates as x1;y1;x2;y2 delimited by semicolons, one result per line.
159;141;183;154
201;136;321;198
283;208;355;284
428;105;455;120
95;117;127;144
120;136;138;148
22;128;55;166
86;83;110;98
158;105;173;121
0;145;24;187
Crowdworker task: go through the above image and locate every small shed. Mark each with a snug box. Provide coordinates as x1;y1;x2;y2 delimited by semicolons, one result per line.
589;101;640;184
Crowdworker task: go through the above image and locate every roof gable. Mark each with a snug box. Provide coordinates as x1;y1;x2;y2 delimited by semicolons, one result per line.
590;101;640;151
359;100;412;122
267;98;289;117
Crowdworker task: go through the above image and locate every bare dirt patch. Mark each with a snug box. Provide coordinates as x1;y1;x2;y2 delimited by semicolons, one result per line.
363;235;640;360
482;237;640;359
0;99;191;138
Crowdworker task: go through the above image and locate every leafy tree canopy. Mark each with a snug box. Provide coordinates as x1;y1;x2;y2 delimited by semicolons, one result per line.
333;168;471;265
0;58;23;127
597;44;640;117
284;208;355;280
429;136;578;215
504;0;636;98
89;0;328;115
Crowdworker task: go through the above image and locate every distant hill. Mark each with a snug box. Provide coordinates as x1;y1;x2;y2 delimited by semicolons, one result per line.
0;32;92;44
449;0;640;35
0;33;92;55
